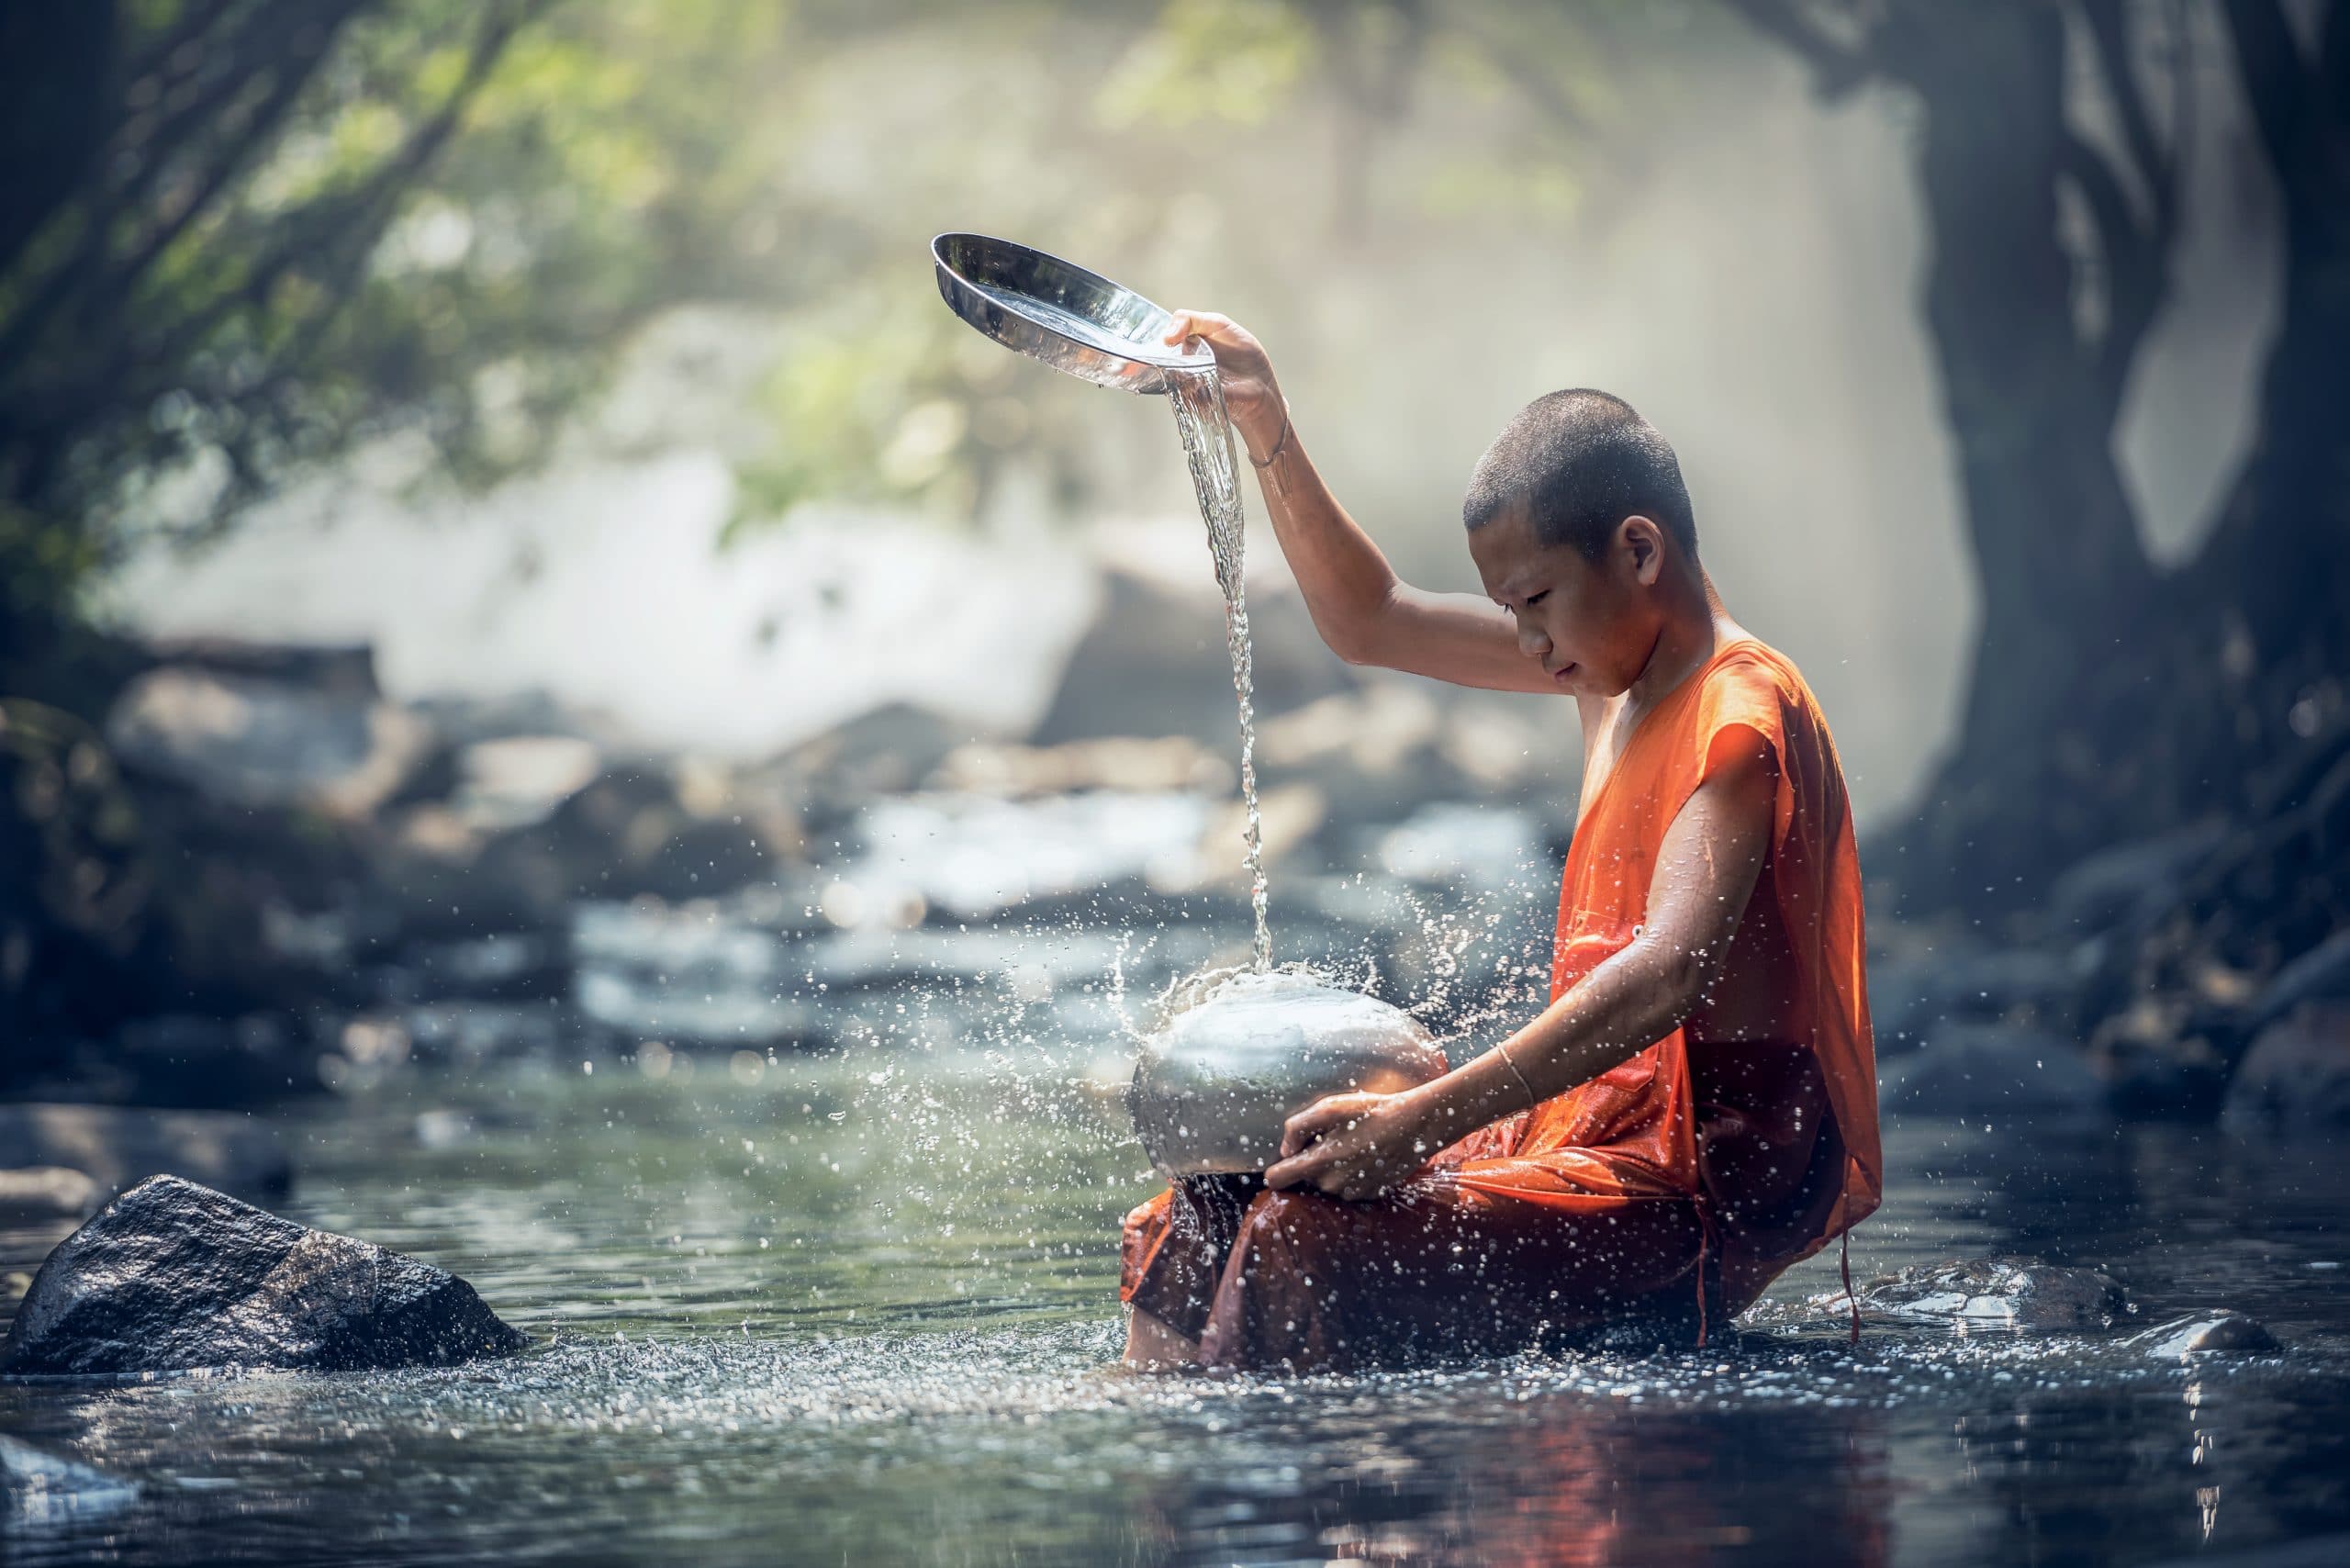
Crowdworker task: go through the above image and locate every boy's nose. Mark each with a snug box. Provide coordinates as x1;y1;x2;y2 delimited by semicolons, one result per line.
1517;622;1551;659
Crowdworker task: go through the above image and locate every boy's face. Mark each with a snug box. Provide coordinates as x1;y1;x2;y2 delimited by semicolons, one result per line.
1468;499;1666;700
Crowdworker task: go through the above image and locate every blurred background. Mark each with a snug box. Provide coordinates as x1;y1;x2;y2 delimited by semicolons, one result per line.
0;0;2343;1129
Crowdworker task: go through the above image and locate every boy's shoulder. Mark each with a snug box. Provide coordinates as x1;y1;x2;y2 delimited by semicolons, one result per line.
1697;636;1804;712
1692;637;1845;765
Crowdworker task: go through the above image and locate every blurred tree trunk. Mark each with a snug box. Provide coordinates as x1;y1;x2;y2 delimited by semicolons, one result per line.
1879;4;2160;901
2186;0;2350;774
1729;0;2343;912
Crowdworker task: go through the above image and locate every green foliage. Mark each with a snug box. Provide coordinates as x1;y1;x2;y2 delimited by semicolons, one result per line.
0;0;1686;649
0;0;819;628
1095;0;1315;129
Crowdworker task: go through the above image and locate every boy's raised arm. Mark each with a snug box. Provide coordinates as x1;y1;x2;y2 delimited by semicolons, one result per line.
1164;311;1553;695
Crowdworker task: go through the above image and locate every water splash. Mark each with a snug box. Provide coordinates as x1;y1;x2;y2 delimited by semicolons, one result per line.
1166;365;1270;971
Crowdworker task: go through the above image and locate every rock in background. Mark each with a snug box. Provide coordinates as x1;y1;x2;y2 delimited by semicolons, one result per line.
0;1175;526;1376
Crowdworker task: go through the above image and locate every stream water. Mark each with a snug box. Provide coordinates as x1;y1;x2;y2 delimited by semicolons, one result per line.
1167;364;1271;972
4;1053;2348;1565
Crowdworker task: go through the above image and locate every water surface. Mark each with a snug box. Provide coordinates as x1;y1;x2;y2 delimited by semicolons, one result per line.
5;1052;2347;1565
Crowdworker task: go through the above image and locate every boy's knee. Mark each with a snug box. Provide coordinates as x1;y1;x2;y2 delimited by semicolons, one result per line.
1122;1189;1173;1236
1237;1187;1346;1258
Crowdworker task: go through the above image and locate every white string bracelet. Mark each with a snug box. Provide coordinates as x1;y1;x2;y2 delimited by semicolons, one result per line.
1497;1042;1539;1107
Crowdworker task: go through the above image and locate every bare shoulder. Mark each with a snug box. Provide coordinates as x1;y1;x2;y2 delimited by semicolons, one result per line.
1715;628;1806;694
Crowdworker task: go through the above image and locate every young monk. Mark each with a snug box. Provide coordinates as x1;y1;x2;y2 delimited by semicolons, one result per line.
1121;311;1883;1373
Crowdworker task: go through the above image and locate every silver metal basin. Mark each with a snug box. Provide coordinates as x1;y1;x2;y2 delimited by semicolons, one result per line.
931;232;1213;396
1129;971;1449;1178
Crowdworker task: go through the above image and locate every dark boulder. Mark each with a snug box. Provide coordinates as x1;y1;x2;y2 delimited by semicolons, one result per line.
1853;1256;2129;1330
2221;1003;2350;1135
2121;1312;2279;1358
0;1176;525;1376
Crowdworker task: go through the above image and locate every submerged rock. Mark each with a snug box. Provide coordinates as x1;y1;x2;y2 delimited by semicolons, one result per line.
0;1435;140;1528
0;1104;290;1204
0;1175;526;1376
1853;1257;2129;1329
2121;1312;2279;1359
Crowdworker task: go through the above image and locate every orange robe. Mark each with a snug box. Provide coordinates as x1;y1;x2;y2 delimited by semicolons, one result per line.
1121;637;1882;1371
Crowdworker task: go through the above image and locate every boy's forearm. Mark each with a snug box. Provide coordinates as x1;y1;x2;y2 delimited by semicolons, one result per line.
1399;937;1703;1149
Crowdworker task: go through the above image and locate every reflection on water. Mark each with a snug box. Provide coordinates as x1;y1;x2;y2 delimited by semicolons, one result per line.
5;1052;2348;1565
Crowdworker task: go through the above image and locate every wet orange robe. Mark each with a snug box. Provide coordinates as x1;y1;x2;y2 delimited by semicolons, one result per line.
1122;637;1882;1371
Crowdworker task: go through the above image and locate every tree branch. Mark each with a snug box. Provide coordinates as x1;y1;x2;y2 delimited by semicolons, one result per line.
0;4;352;364
105;4;330;239
97;10;364;327
122;0;551;410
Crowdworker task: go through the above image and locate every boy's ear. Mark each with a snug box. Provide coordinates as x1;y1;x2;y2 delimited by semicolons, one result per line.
1620;514;1664;585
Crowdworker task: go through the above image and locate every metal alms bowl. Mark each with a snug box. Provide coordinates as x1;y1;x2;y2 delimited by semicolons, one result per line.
931;231;1213;396
1128;972;1449;1179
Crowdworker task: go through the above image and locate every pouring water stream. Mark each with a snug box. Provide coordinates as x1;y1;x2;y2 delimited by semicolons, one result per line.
1165;364;1271;972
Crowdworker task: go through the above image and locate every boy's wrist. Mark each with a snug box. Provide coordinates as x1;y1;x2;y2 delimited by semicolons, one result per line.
1238;396;1291;464
1247;410;1293;469
1396;1076;1468;1146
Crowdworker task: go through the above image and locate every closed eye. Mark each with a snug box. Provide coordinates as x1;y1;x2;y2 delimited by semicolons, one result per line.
1525;589;1550;607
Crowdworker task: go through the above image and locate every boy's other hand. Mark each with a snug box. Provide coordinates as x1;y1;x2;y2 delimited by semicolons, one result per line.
1264;1090;1430;1203
1160;310;1286;459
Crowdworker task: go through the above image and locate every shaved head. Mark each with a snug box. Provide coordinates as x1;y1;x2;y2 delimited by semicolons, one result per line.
1463;389;1697;559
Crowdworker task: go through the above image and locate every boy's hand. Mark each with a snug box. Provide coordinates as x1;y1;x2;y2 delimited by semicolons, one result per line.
1263;1090;1432;1203
1160;310;1286;460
